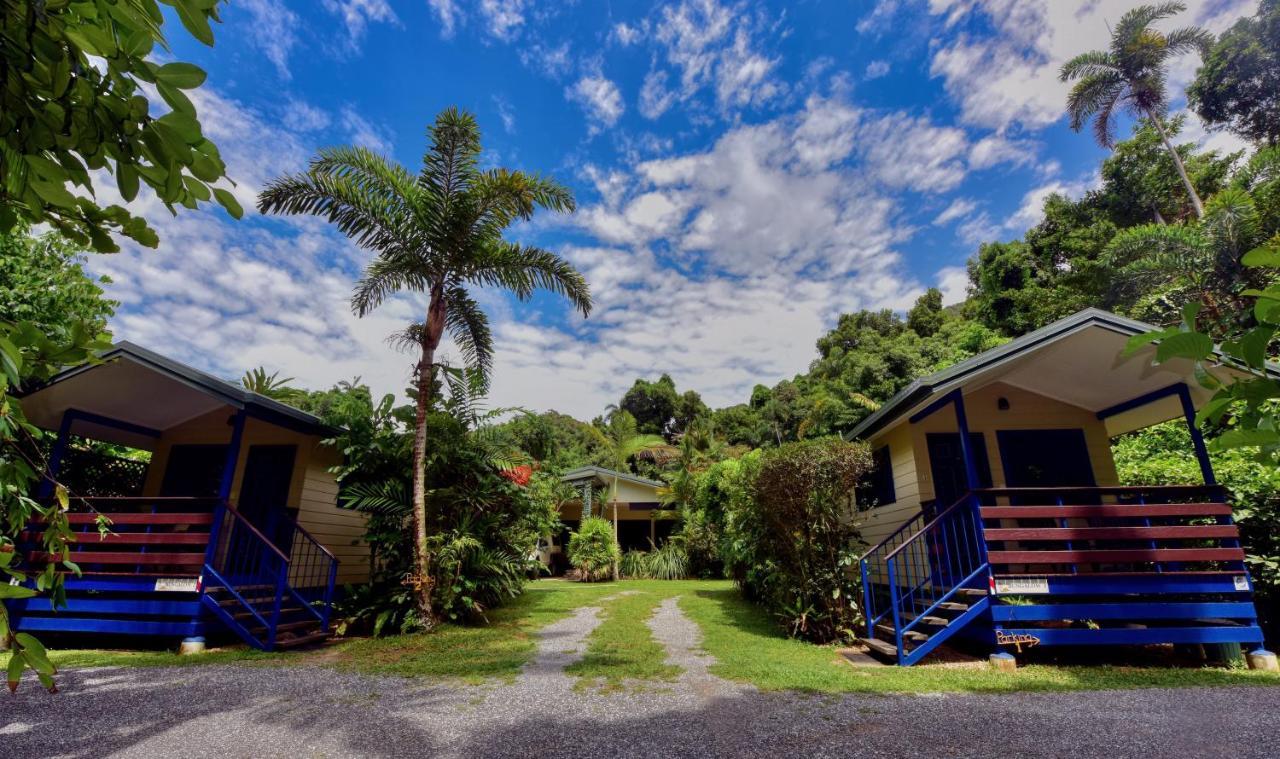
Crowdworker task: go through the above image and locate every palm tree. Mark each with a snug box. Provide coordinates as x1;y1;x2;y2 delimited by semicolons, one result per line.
258;108;592;627
1104;187;1265;324
241;367;296;398
588;410;673;577
1060;2;1212;217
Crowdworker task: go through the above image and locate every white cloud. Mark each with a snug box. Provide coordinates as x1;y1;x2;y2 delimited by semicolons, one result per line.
928;0;1255;132
237;0;299;80
639;70;677;119
649;0;784;116
493;95;516;134
519;42;573;78
968;134;1037;170
281;99;331;132
479;0;528;41
935;265;969;306
855;111;970;193
1004;174;1098;231
566;73;625;134
1175;107;1254;159
611;21;645;46
933;198;976;226
865;60;891;80
321;0;399;49
340;106;394;154
426;0;463;38
857;0;904;34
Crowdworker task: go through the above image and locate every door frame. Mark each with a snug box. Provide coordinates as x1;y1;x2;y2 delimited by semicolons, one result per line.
924;431;993;513
994;428;1097;489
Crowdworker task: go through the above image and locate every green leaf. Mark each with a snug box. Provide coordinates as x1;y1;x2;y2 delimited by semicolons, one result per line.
1239;326;1274;370
1123;329;1178;357
1214;428;1280;450
1155;331;1213;363
213;188;243;219
0;585;37;600
7;651;24;693
1242;241;1280;268
116;164;139;202
29;180;79;209
1180;301;1202;330
155;62;207;89
157;81;196;118
174;0;216;46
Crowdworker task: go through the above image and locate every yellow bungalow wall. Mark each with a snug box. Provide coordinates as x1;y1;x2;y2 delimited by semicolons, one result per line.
140;407;370;584
858;381;1120;548
560;478;664;521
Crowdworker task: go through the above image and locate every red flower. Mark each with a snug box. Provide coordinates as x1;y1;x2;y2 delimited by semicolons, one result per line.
500;465;533;487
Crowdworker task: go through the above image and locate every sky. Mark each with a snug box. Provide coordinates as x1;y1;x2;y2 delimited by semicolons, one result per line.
91;0;1258;420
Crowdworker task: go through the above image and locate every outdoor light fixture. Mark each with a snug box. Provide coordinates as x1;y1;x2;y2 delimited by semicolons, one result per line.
998;397;1010;410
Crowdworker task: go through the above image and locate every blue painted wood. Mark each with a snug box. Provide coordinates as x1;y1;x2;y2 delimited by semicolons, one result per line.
992;602;1257;622
218;411;246;500
16;617;201;636
908;388;963;425
1095;383;1186;420
901;595;992;666
62;576;195;593
39;411;75;498
1095;383;1216;486
63;408;163;439
997;625;1264;646
951;393;981;492
8;598;201;616
198;591;270;651
994;573;1252;595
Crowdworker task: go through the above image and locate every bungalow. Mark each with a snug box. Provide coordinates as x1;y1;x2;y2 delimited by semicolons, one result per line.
538;466;671;571
9;342;370;651
852;308;1270;666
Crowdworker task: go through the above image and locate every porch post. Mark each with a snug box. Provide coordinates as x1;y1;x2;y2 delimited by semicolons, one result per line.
1177;384;1217;487
39;410;75;498
951;392;981;491
219;410;247;502
581;482;592;520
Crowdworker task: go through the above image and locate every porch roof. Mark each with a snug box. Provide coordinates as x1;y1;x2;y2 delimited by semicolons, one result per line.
850;308;1269;441
17;341;335;449
560;466;664;490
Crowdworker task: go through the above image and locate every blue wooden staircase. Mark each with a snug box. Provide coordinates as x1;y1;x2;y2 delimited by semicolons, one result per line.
10;497;337;651
859;486;1265;665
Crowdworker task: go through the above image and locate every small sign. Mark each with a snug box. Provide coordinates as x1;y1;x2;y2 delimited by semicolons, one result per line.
154;578;198;593
1234;576;1250;592
994;577;1050;595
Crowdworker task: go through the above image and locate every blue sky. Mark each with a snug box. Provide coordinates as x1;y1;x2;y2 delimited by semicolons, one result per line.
92;0;1255;419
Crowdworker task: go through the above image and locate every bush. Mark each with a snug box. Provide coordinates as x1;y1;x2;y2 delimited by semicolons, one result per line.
675;509;722;578
723;438;872;643
567;517;621;582
619;540;690;580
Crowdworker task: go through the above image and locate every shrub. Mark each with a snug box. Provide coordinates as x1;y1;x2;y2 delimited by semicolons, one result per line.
677;505;724;578
567;517;621;581
620;540;690;580
723;438;872;643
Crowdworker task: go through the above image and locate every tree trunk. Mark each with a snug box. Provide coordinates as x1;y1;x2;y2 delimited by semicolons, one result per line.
1152;205;1166;225
410;285;448;628
1148;111;1205;219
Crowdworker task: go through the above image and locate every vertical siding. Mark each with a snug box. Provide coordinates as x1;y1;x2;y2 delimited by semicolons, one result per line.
294;446;371;585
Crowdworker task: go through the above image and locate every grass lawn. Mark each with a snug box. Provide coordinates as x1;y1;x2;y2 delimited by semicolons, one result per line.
39;578;1280;693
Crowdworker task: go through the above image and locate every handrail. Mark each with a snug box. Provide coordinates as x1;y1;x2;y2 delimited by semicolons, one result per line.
289;519;337;561
971;484;1225;495
883;493;975;561
221;505;291;563
857;507;928;562
202;564;273;631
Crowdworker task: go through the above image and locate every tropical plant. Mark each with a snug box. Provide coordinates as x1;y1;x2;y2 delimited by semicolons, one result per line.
258;107;591;628
1189;0;1280;147
0;226;117;336
722;438;872;643
1060;2;1213;217
618;539;689;580
566;517;620;582
1;0;239;251
1104;187;1270;325
588;409;674;519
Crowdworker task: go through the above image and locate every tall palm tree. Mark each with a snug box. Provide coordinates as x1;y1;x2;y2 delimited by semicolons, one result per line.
258;108;592;627
588;410;673;577
1060;2;1212;217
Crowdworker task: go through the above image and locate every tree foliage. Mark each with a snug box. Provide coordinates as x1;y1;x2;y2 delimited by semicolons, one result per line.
566;516;620;582
1;0;240;252
0;226;116;336
1189;0;1280;147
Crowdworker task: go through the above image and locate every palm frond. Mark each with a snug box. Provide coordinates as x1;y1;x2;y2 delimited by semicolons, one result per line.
1064;72;1124;137
258;171;416;254
1163;25;1212;56
1114;2;1187;45
340;480;410;517
443;285;494;384
352;250;432;316
469;242;593;317
1059;50;1117;82
420;107;481;201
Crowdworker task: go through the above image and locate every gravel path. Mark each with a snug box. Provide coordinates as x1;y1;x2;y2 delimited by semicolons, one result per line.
3;596;1276;759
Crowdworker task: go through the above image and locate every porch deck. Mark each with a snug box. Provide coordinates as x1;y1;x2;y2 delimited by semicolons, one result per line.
859;485;1263;666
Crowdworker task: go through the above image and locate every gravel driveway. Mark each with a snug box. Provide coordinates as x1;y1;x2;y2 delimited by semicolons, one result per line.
4;601;1275;758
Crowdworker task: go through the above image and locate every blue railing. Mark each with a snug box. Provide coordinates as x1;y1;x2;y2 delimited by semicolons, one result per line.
860;492;990;664
201;501;337;650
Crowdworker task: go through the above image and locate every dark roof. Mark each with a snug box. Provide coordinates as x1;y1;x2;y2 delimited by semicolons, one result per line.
31;341;337;437
849;308;1161;441
561;465;665;489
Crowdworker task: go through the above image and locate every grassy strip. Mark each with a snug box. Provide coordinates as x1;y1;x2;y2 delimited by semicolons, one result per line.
565;588;681;691
679;584;1280;693
47;647;276;669
328;580;617;683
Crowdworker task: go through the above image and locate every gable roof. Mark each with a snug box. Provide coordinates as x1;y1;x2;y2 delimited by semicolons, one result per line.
560;465;664;490
848;308;1249;441
20;341;336;438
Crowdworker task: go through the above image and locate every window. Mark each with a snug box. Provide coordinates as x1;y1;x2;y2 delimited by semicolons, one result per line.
858;445;895;510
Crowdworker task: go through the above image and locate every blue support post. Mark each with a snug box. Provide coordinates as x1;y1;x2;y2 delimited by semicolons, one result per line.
860;560;873;639
219;410;247;501
886;558;904;664
950;391;981;492
1175;384;1216;487
39;411;75;498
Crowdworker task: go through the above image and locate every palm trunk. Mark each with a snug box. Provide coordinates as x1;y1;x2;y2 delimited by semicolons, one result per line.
1147;111;1205;219
411;284;448;627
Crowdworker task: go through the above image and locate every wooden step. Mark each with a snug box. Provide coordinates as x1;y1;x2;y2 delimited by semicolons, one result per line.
989;547;1245;564
248;619;318;634
232;606;304;620
936;602;969;612
861;637;899;659
275;631;329;649
954;588;987;598
876;624;928;642
981;503;1232;519
901;613;949;627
